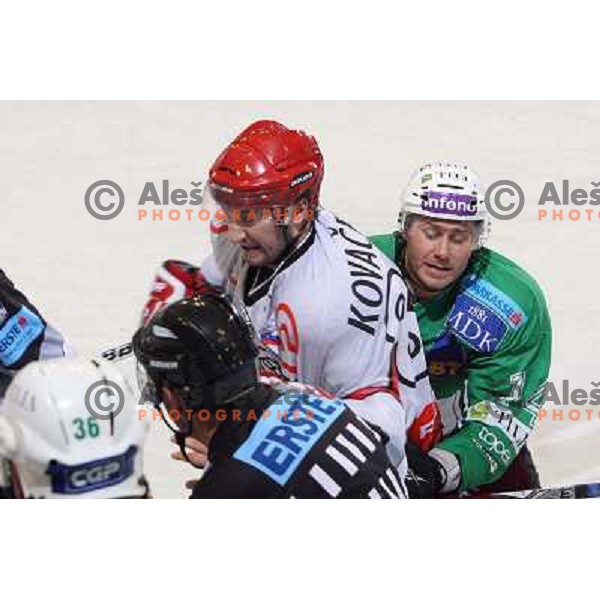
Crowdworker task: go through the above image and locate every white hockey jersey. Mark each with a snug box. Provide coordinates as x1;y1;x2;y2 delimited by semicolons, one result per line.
201;209;433;466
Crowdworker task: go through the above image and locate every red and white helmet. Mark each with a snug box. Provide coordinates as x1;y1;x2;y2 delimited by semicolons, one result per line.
204;120;325;211
399;161;491;247
0;358;149;499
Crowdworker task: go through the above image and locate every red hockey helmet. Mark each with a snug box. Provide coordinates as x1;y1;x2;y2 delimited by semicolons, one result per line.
206;120;324;211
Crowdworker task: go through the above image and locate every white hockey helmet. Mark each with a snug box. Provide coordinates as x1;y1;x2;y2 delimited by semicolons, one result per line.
0;358;149;499
398;161;491;247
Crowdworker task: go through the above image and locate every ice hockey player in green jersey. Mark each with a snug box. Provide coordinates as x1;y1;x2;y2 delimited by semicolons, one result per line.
371;162;552;497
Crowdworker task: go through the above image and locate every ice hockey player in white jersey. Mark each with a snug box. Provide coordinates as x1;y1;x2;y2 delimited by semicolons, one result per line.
142;120;441;467
0;358;150;499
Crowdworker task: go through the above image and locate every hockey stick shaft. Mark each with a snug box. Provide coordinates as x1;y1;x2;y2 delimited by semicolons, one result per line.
467;481;600;499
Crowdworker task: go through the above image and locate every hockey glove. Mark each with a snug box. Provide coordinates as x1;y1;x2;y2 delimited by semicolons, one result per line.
141;259;216;325
405;443;448;498
407;400;443;452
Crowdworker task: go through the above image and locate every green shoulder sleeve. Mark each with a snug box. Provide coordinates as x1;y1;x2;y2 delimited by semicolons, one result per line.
369;233;398;262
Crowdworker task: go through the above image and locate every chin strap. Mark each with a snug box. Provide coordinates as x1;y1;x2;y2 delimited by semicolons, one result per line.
153;400;206;470
276;216;297;256
275;197;313;257
276;214;312;263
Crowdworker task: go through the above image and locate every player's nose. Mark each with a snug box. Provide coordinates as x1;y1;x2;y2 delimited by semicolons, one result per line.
433;235;450;260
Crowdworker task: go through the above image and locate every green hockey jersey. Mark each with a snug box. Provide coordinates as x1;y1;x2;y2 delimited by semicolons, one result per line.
371;232;552;490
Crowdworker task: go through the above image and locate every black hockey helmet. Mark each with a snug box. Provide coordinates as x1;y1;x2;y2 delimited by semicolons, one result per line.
133;293;259;426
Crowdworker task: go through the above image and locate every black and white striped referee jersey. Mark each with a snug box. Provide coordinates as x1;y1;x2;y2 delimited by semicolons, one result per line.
191;384;407;499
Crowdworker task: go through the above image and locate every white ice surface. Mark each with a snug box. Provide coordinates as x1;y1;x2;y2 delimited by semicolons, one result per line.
2;101;599;497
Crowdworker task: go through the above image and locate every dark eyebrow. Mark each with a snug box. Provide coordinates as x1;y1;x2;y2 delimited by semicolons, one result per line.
421;221;472;235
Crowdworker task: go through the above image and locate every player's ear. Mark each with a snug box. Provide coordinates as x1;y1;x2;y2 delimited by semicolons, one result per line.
471;221;484;249
399;214;414;240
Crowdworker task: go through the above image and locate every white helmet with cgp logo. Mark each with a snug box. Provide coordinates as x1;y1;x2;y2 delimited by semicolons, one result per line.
0;358;150;499
398;161;491;247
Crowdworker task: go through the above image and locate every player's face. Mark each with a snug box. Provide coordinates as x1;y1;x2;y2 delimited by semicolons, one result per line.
403;216;477;300
225;215;286;267
221;202;309;267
